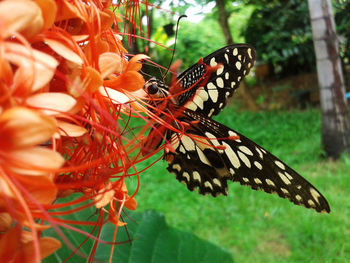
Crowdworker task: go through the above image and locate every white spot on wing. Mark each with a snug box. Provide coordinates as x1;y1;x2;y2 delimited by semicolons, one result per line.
185;101;197;111
236;61;242;70
205;132;223;153
228;131;237;137
196;146;211;166
172;164;181;172
233;48;238;56
204;181;213;190
228;130;241;142
308;199;316;207
310;188;321;204
193;95;204;110
278;172;291;185
238;151;251;168
242;177;249;183
208;88;219;103
207;82;216;91
179;145;186;154
238;146;253;156
181;135;195;151
170;134;179;149
208;108;215;117
281;188;289;195
225;72;229;80
213;178;221;186
222;142;240;168
183;172;190;182
216;77;224;88
197;88;209;101
254;161;262;170
193;171;201;182
266;179;275;186
254;178;262;184
248;48;252;59
284;172;293;180
216;65;224;75
275;160;286;170
255;147;264;159
295;195;302;201
210;57;217;66
224;53;229;63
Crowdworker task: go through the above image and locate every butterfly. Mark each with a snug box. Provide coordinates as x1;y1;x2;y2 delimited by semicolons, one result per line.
142;44;330;213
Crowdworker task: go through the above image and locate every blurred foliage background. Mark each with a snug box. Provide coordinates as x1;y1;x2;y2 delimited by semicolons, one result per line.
132;0;349;79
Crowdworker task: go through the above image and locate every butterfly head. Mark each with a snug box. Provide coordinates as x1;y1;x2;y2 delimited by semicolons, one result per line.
144;77;169;99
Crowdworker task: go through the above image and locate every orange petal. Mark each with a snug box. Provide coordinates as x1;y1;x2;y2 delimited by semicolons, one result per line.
128;89;148;112
0;0;43;39
0;58;13;86
100;9;114;31
26;92;76;115
45;38;83;65
94;184;115;209
99;52;123;79
0;213;12;232
118;221;127;227
0;107;57;150
34;0;57;31
4;42;58;92
72;34;89;42
18;175;57;204
127;54;149;71
85;37;110;63
56;120;87;137
99;87;130;104
124;197;137;210
55;0;83;21
116;71;145;92
83;67;103;93
9;147;64;176
16;237;61;261
0;225;21;262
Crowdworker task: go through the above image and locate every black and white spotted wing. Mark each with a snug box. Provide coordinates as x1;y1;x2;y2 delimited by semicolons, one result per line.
143;44;330;213
175;44;255;117
165;109;330;213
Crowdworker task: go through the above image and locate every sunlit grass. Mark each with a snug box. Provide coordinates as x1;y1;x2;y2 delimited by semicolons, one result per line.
128;107;349;263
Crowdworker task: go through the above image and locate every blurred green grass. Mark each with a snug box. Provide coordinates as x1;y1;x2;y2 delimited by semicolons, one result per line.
127;108;350;263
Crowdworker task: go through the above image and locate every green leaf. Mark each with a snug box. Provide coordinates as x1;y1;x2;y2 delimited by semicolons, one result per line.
95;210;233;263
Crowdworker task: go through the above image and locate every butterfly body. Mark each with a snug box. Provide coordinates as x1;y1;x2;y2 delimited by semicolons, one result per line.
143;44;330;213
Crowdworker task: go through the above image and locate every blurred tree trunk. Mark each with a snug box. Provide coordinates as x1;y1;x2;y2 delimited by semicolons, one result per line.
215;0;234;45
308;0;350;158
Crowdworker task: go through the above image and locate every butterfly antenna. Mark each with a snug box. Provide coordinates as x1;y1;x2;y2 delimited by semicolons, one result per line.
162;14;187;79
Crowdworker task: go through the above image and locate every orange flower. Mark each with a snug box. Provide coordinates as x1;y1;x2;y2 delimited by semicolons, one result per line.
0;0;152;261
0;107;63;261
104;54;148;92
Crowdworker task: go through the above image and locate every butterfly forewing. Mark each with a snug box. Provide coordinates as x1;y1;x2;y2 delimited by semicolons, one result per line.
164;110;330;213
176;44;256;117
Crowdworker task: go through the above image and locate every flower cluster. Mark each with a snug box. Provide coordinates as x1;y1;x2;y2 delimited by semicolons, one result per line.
0;0;149;261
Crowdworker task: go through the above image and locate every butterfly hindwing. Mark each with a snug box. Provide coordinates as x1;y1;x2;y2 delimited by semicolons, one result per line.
175;44;256;117
165;109;330;213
